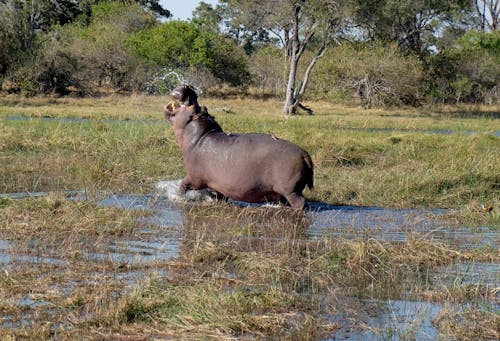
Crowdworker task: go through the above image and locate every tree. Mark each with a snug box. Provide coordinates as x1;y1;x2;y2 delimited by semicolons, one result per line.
224;0;346;115
351;0;473;55
0;0;170;80
427;30;499;103
475;0;500;31
192;1;223;33
127;20;249;86
2;1;158;94
192;1;274;54
65;1;157;91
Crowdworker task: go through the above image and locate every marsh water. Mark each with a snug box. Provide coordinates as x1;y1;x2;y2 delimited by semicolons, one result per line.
1;184;498;339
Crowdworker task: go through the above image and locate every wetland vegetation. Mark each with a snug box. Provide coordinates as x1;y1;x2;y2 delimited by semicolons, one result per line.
0;96;499;339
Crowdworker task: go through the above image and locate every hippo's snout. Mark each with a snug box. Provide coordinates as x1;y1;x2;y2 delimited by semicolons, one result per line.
171;88;183;100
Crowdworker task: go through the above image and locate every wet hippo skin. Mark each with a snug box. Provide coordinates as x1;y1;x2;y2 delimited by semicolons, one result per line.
164;85;314;209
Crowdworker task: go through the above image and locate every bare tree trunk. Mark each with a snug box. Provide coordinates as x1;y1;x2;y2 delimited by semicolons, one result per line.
284;3;318;115
282;2;336;115
284;33;329;113
284;44;326;115
284;57;298;115
283;4;301;115
293;44;327;113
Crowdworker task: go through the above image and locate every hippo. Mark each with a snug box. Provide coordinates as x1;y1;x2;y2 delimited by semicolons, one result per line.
164;85;314;209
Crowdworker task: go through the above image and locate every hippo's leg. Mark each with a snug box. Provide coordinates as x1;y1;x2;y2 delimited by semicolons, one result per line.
180;176;208;193
283;192;306;210
179;176;194;194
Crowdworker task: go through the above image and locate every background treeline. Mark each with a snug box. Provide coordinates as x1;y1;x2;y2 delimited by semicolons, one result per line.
0;0;498;106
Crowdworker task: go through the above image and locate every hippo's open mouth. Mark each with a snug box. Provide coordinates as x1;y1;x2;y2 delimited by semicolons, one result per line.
165;100;180;114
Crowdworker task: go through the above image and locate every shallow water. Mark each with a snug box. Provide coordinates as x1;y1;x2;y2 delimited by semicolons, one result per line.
1;188;498;264
308;203;499;249
96;191;500;254
1;186;498;337
432;262;500;289
329;299;444;340
0;239;65;265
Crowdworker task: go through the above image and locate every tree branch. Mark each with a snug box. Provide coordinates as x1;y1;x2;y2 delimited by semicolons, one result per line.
293;43;328;108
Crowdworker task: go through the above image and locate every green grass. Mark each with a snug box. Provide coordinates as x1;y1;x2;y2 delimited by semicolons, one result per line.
1;95;498;220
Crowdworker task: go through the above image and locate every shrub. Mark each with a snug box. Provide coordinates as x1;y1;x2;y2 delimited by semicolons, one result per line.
4;1;156;95
427;30;500;104
311;42;424;107
248;46;286;96
128;20;249;86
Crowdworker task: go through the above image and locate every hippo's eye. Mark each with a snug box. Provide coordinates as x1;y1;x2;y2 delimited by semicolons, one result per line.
166;101;180;113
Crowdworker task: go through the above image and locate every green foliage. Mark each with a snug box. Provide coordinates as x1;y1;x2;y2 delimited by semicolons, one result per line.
128;20;249;86
0;0;497;105
351;0;473;54
428;30;500;104
458;30;500;60
311;42;423;106
0;0;167;94
7;1;157;95
128;21;199;68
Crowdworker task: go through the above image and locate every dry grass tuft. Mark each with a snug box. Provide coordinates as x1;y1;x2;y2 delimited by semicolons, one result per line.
435;306;500;340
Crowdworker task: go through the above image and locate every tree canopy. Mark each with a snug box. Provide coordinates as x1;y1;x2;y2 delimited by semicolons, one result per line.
0;0;498;107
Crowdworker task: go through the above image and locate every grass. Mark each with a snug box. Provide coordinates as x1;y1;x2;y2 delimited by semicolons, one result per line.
0;198;498;339
0;95;499;339
435;306;499;340
1;96;499;212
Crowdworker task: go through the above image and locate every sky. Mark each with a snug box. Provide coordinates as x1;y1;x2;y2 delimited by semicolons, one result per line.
159;0;219;21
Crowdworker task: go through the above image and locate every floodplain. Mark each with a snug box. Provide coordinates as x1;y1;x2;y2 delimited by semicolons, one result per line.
0;95;498;339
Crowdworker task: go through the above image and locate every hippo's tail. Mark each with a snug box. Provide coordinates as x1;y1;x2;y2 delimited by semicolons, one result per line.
303;153;314;189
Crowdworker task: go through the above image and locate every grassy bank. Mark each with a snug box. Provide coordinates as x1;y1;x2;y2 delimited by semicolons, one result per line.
1;95;499;213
